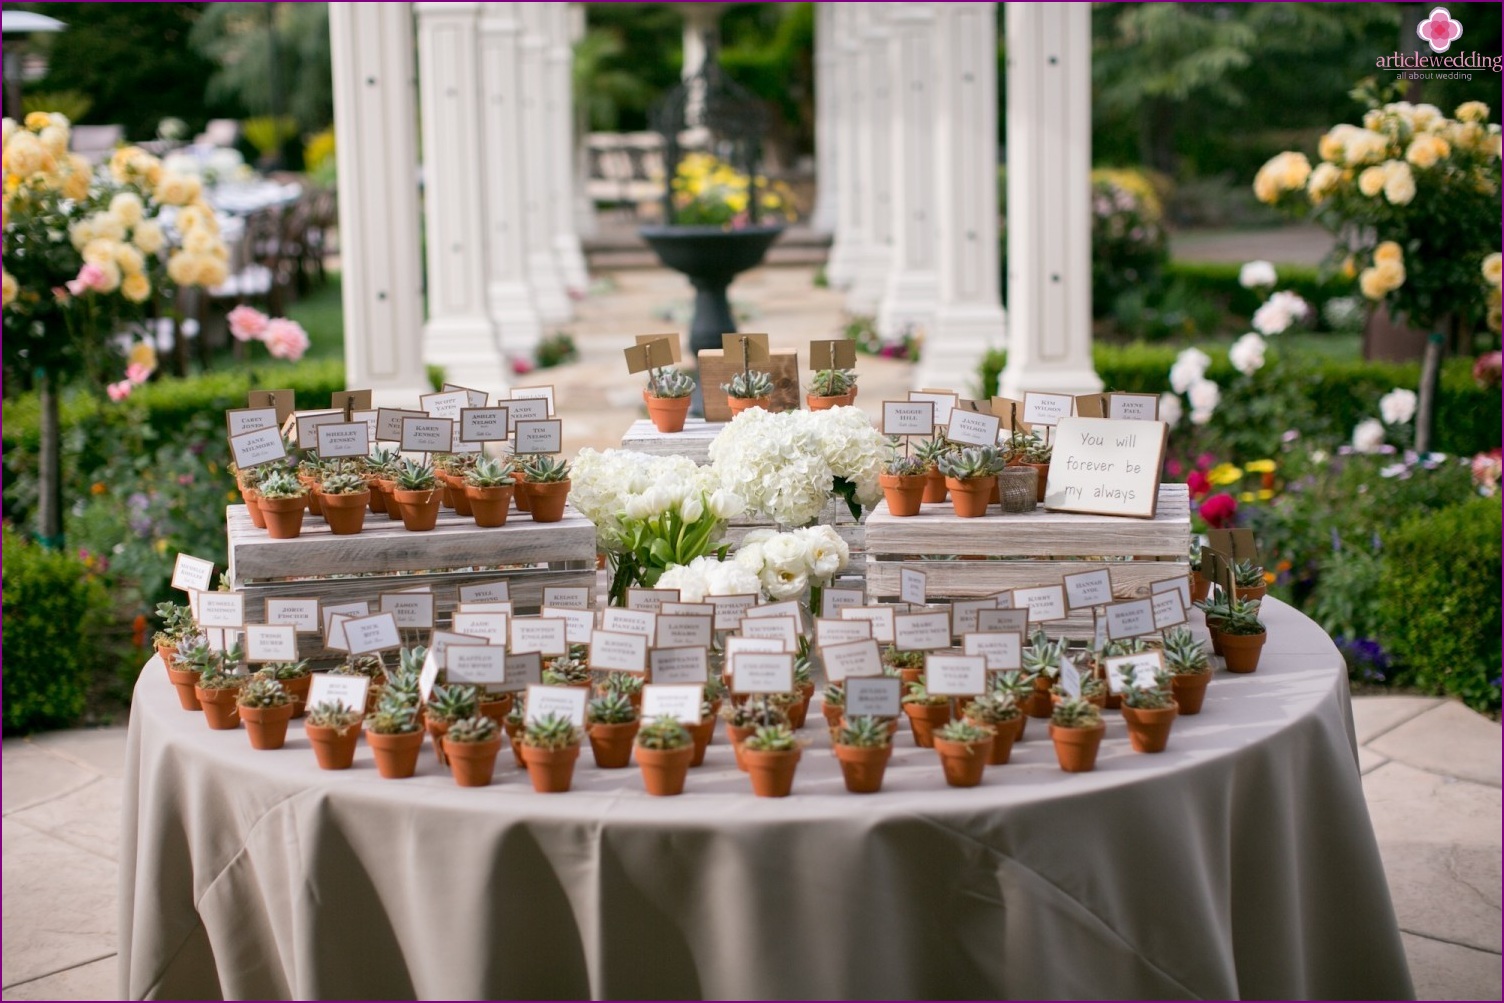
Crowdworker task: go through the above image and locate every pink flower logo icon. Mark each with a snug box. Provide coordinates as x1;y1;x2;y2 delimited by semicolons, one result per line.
1416;6;1463;53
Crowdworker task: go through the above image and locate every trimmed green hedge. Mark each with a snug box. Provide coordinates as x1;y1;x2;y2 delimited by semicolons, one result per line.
2;526;111;733
1377;500;1502;713
1163;260;1353;322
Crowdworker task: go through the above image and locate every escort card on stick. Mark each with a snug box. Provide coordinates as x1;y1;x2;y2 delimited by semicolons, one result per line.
820;638;883;682
1022;391;1074;427
504;396;549;424
1208;527;1260;563
442;383;489;407
343;612;401;654
708;594;759;631
420;389;468;421
899;567;928;606
963;630;1025;671
502;652;543;692
1013;585;1068;623
739;615;798;652
225;406;278;437
244;624;298;663
743;599;805;633
661;601;715;618
821;587;865;617
1151;589;1189;630
893;610;952;650
1073;393;1107;419
525;684;587;728
649;647;710;685
845;676;902;718
946;409;1002;448
228;426;288;469
641;684;703;725
459;407;510;442
627;588;680;613
511;385;557;417
1059;657;1083;699
1104;651;1166;694
925;654;988;697
543;606;596;646
1104;598;1158;640
1109;392;1160;421
976;608;1029;634
1043;416;1168;519
172;553;216;593
908;390;958;426
601;607;657;639
315;421;370;459
247;388;295;424
401;416;454;454
459;580;510;603
951;598;998;637
511;617;569;657
198;592;246;629
451;612;508;646
1151;575;1192;611
380;591;435;630
634;333;683;363
881;401;936;437
816;617;872;650
656;614;713;649
323;613;353;652
427;630;488;670
306;673;370;714
623;338;675;374
732;652;794;694
840;604;896;644
330;389;373;415
457;601;512;615
589;629;648;672
266;597;321;632
376;408;426;441
1063;568;1113;610
724;636;786;662
809;338;857;371
294;411;344;446
514;419;563;455
446;645;508;688
721;332;771;365
543;586;591;609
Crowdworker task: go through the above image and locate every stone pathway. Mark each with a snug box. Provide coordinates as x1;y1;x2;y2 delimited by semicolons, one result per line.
4;696;1497;1000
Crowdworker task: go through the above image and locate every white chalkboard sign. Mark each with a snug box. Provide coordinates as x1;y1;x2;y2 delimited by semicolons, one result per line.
1043;416;1167;519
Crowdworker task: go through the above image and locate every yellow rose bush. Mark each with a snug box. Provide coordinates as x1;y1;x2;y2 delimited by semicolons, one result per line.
1255;99;1501;335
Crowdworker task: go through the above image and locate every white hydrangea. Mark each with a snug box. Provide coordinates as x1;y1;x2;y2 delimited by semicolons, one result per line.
1238;260;1276;289
1228;332;1267;376
1351;418;1387;453
1378;387;1417;425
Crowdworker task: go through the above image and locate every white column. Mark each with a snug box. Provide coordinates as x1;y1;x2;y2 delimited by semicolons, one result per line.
919;1;1008;392
415;2;508;389
877;2;940;339
545;3;589;296
478;3;543;360
823;4;864;288
518;4;572;322
568;3;597;240
329;3;429;405
808;2;838;235
845;3;894;315
680;2;725;79
999;2;1101;398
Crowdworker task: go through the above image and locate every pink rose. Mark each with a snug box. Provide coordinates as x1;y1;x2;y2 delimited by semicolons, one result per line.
1198;493;1238;529
67;263;106;296
261;317;310;361
107;380;133;402
125;362;154;385
227;305;270;343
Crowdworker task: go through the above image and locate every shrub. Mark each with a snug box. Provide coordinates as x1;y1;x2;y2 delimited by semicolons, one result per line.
2;526;111;733
1162;261;1353;327
1376;500;1501;714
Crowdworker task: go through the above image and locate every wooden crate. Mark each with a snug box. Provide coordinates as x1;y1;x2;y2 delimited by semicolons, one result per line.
864;484;1190;639
226;504;597;661
620;418;723;465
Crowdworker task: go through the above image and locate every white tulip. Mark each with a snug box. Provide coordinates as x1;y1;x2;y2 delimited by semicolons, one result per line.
678;493;705;524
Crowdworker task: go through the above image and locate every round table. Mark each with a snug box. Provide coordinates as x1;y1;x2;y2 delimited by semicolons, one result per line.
118;600;1413;1000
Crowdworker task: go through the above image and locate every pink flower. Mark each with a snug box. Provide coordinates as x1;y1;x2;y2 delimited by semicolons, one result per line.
107;380;134;402
511;356;534;376
1198;493;1238;528
261;317;310;361
227;305;270;343
125;362;154;385
1473;351;1502;388
67;263;106;296
1186;470;1211;498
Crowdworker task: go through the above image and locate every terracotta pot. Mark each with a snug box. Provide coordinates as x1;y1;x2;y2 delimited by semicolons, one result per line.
526;479;571;523
1025;675;1055;719
243;489;267;529
1207;622;1227;656
444;735;504;787
879;472;927;517
1235;583;1268;603
646;394;693;433
195;687;241;730
1121;701;1179;753
687;716;717;767
1170;671;1212;715
726;395;772;417
281;674;312;718
834;742;891;794
466;484;514;528
1220;630;1266;673
521;743;581;793
933;736;992;787
511;470;532;513
259;494;307;539
366;728;426;778
921;467;948;503
968;714;1024;765
588;719;641;769
365;479;388;515
446;474;475;517
1190;571;1211;603
743;745;801;797
374;478;402;521
320;489;369;535
166;666;203;711
902;701;951;748
635;743;694;795
392;487;442;531
1050;722;1106;773
788;691;811;731
945;477;992;518
427;718;453;766
806;392;855;411
504;720;526;767
240;702;294;749
821;700;846;731
478;695;513;731
726;721;757;771
299;477;324;516
1009;461;1051;502
306;721;361;770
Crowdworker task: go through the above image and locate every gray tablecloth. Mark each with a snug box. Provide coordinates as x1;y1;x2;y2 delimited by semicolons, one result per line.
119;600;1414;1000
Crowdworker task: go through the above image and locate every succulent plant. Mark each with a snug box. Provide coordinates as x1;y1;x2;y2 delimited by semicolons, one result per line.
320;472;368;495
964;691;1021;724
1162;627;1209;675
1023;630;1068;680
602;671;644;697
1121;671;1176;710
743;723;798;752
521;712;582;749
914;435;958;470
902;680;950;707
722;369;774;399
394;459;437;491
464;455;515;488
882;645;925;670
808;368;857;396
333;653;386;678
721;697;789;729
836;715;892;748
1003;430;1052;464
152;601;198;646
936;719;993;744
257;658;312;680
523;454;571;483
236;677;288;708
543;653;592;686
382;662;423;708
991;670;1033;703
446;714;501;744
636;715;692;750
176;639;217;674
505;692;527;728
1050;697;1103;729
426;683;480;724
195;663;244;692
588;690;638;725
1233;559;1267;588
366;691;420;734
702;675;727;703
259;469;307;499
305;700;363;731
368;445;401;477
793;656;813;688
647;367;695;399
937;445;1007;481
883;452;927;477
436;453;478;476
822;682;845;708
399;645;428;676
1219;596;1265;635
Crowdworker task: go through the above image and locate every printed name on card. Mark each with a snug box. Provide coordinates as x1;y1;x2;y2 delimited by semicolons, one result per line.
1059;657;1083;699
510;385;557;416
743;600;805;635
1104;598;1158;640
511;617;568;657
656;614;713;650
1022;391;1074;427
820;586;865;617
641;684;703;725
1151;575;1192;611
451;612;509;646
963;630;1025;671
661;601;716;617
294;411;344;446
1151;589;1188;630
442;383;490;408
376;408;426;441
198;592;246;629
419;389;469;421
820;638;883;682
946;409;1002;448
247;388;295;424
244;624;298;663
266;597;321;632
514;418;563;455
626;587;680;613
723;636;786;666
1012;584;1068;623
1043;416;1168;519
380;591;435;630
228;426;288;469
315;421;370;459
732;652;794;694
893;610;952;650
428;630;488;670
525;684;587;728
458;580;510;603
342;612;401;654
925;654;988;696
306;673;370;714
601;607;658;639
503;396;549;424
951;598;998;637
1063;568;1113;610
543;606;596;646
845;676;902;718
589;629;648;672
542;585;591;609
708;594;759;631
1104;651;1166;694
976;607;1029;634
882;400;935;437
908;390;958;426
171;553;216;593
401;416;454;454
1109;392;1159;422
502;651;543;692
899;567;928;606
738;615;798;652
460;407;510;443
446;645;508;687
649;646;710;685
321;601;370;636
226;406;279;437
840;604;896;644
816;617;872;650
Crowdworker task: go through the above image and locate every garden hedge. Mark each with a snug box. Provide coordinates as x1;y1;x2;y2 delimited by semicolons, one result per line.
1162;260;1353;322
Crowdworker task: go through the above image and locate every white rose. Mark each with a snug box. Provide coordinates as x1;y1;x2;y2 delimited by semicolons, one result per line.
1378;388;1417;425
1229;332;1267;376
1351;418;1386;453
1238;260;1276;289
1187;378;1220;413
761;566;808;601
1158;393;1183;426
1190;407;1216;427
1169;359;1204;395
762;533;812;574
733;541;765;574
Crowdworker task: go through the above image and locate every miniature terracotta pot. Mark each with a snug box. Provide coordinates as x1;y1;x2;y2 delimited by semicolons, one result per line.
646;394;692;433
806;393;854;411
1121;701;1179;753
259;494;308;539
1170;671;1212;715
446;474;475;517
521;743;581;793
902;701;952;748
687;717;716;767
726;721;757;771
166;666;202;711
240;703;294;750
243;489;267;529
444;736;504;787
478;695;513;731
588;719;641;769
1050;722;1106;773
879;473;927;517
635;743;694;796
365;479;388;514
195;687;241;730
922;467;948;503
834;742;891;794
1220;631;1266;673
305;722;361;770
968;714;1024;765
945;477;992;518
511;470;532;512
742;745;801;797
1025;675;1055;719
897;666;924;688
427;718;453;765
374;478;402;521
466;484;514;528
504;721;525;767
320;489;369;535
367;728;425;779
281;674;312;718
726;395;772;417
933;736;992;787
392;487;442;532
526;480;571;523
821;700;845;731
299;476;324;516
1235;583;1268;602
787;688;813;730
1190;571;1211;603
1207;622;1227;656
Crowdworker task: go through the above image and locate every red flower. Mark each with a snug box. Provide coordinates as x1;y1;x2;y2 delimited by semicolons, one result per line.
1186;470;1211;498
1199;492;1238;528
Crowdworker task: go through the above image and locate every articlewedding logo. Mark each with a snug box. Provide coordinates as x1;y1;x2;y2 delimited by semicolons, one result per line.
1417;7;1463;54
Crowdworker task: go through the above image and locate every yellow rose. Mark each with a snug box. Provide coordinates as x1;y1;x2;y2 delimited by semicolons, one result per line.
38;125;68;157
23;111;51;131
1306;162;1342;202
1340;256;1357;280
120;271;152;303
1383;161;1416;205
1;270;16;307
83;238;119;268
1483;253;1502;287
132;220;165;255
109;192;145;227
1;118;16;146
114;243;145;275
60;158;90;200
1374;241;1403;264
1359;267;1387;300
154;172;201;207
128;340;158;371
1405;134;1449;169
166;252;198;286
68;218;96;251
1;131;47;176
1372;258;1406;292
92;213;126;243
1344;129;1390;165
184;228;217;255
1318;127;1349;163
1456;101;1489;124
176;205;209;233
1253;152;1309;204
1410;104;1442;132
1357;165;1387;197
198;257;228;288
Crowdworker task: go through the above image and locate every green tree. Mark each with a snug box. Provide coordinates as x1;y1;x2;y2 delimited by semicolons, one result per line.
189;3;332;137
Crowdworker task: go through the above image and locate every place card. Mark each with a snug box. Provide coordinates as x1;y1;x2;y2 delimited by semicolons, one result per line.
739;615;797;652
419;649;441;702
503;396;549;424
343;612;401;654
1104;651;1166;694
820;638;883;682
720;332;771;364
976;608;1029;634
376;408;426;441
623;339;676;374
306;673;370;714
247;388;295;424
446;645;507;687
1151;589;1188;630
992;397;1031;433
1063;568;1113;610
963;630;1024;671
510;384;557;417
656;614;713;649
1104;598;1158;641
266;597;320;632
989;590;1016;609
602;607;658;639
1013;585;1067;623
1059;657;1083;699
641;684;703;725
514;418;563;455
893;610;952;651
511;617;569;656
1208;527;1260;563
661;601;716;618
244;624;297;663
457;601;512;615
401;416;454;453
380;592;435;630
845;676;902;718
420;389;469;421
816;617;872;650
323;613;353;652
543;606;596;646
172;553;216;593
743;600;805;634
589;629;648;672
946;409;1002;448
294;411;344;446
840;604;896;644
442;383;489;408
315;421;370;459
723;636;786;662
900;567;927;606
226;406;278;437
708;594;759;631
809;338;857;371
1073;393;1107;419
543;586;591;610
451;612;509;646
1022;391;1074;427
908;390;958;426
428;630;488;670
1043;416;1167;519
502;651;543;692
459;407;510;442
1151;575;1192;610
732;652;794;694
951;598;997;637
228;426;287;469
924;654;988;697
349;409;379;443
634;333;683;363
198;592;246;629
627;588;680;613
882;401;935;437
820;587;865;617
1109;392;1159;421
459;581;510;603
526;684;586;728
329;390;373;415
649;646;709;685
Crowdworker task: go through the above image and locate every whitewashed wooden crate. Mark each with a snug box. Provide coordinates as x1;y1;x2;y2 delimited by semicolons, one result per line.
619;417;724;465
864;484;1191;639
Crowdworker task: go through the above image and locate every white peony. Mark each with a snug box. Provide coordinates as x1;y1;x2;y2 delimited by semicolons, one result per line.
761;533;811;574
1229;332;1267;376
797;525;849;581
1168;347;1211;394
1189;407;1216;426
658;555;759;603
1158;393;1183;426
1251;290;1310;336
1351;418;1387;453
1238;260;1276;289
1378;388;1417;425
1187;378;1221;414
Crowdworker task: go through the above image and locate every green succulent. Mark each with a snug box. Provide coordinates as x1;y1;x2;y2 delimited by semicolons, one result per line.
1219;596;1265;636
603;671;645;697
964;691;1021;724
426;683;480;724
822;682;845;708
1023;630;1067;680
1233;559;1266;588
836;715;892;748
305;700;363;731
320;471;367;496
1162;627;1209;675
902;681;950;707
394;459;437;491
464;456;515;488
543;653;592;686
333;653;385;678
721;697;789;729
399;645;428;676
236;677;288;708
743;723;797;752
914;435;958;469
1121;671;1176;710
882;645;925;670
702;675;727;703
521;712;582;750
177;639;217;674
1004;430;1052;463
936;719;993;744
382;663;423;708
635;715;692;750
368;445;401;477
366;692;420;734
436;453;477;476
1050;697;1102;729
152;601;198;646
937;445;1006;481
446;714;501;744
257;659;311;680
523;455;571;483
722;369;774;399
505;692;527;728
793;657;813;688
647;367;695;399
588;690;638;725
258;469;307;499
808;368;857;396
883;452;927;477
